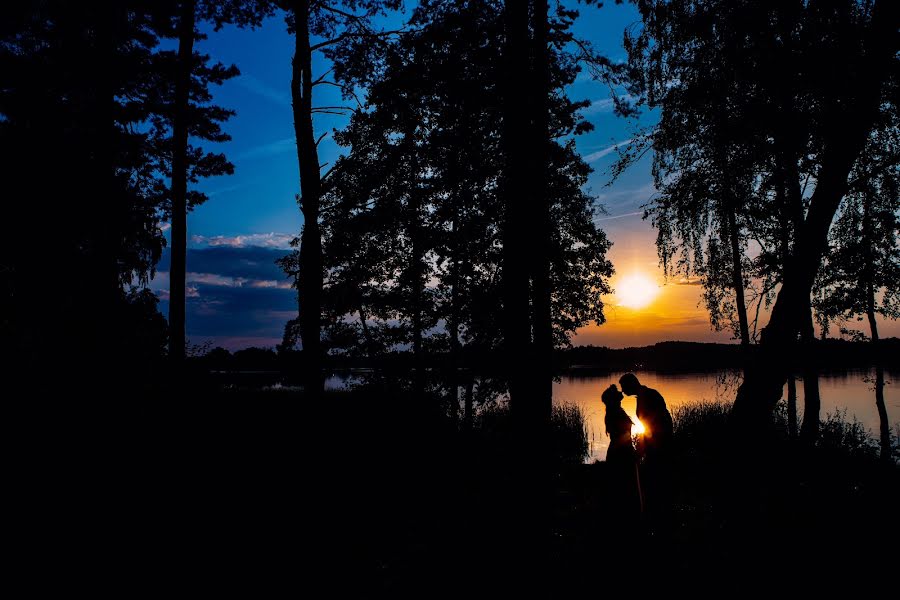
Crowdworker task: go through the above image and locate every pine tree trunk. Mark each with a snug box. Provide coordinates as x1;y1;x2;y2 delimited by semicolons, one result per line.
405;121;425;398
530;0;553;432
447;215;461;425
168;0;195;366
291;0;324;397
501;0;532;416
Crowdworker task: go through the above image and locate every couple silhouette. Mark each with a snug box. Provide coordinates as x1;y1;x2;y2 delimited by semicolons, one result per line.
601;373;674;521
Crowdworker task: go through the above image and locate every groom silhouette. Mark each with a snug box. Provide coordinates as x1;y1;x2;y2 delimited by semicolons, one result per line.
619;372;673;459
619;373;673;527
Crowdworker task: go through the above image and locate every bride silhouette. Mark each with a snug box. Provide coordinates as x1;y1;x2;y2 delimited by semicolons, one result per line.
601;384;642;515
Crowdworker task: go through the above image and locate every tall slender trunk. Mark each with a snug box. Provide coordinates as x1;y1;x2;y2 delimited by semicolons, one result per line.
530;0;553;430
781;149;822;444
405;121;425;397
798;309;821;442
358;303;373;358
448;215;461;425
168;0;195;366
501;0;532;415
725;204;750;346
776;168;798;439
291;0;324;397
786;373;798;438
464;378;474;432
862;196;891;462
500;0;548;581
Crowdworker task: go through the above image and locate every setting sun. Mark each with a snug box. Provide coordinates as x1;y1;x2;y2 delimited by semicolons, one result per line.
615;273;660;309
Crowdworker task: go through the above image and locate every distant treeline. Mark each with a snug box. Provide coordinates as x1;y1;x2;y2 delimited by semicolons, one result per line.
194;338;900;375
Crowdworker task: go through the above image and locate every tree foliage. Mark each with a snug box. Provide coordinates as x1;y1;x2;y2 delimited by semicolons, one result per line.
309;0;613;360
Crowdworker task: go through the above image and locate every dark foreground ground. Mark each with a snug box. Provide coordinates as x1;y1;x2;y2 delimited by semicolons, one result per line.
41;385;896;595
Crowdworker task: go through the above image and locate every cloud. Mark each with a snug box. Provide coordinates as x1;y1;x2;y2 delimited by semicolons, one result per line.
157;281;296;339
584;139;634;163
234;74;290;106
669;277;702;286
157;246;292;283
151;244;298;347
185;271;292;289
159;222;171;233
582;94;635;115
233;137;296;162
191;232;294;250
594;183;659;211
205;183;248;198
594;211;643;222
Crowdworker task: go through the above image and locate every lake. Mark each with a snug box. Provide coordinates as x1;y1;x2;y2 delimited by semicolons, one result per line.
324;367;899;463
556;369;899;462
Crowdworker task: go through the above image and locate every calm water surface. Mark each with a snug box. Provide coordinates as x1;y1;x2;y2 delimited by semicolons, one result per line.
557;370;899;462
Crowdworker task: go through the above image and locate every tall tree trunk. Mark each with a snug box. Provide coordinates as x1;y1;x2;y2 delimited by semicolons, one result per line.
786;373;798;438
530;0;553;431
291;0;324;397
464;378;474;432
863;198;891;462
731;0;896;429
405;121;426;397
725;205;750;346
358;303;373;358
501;0;532;417
798;308;821;442
776;166;798;439
168;0;195;366
448;216;461;426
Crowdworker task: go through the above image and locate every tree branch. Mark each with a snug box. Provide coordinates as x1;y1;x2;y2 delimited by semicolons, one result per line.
310;28;405;53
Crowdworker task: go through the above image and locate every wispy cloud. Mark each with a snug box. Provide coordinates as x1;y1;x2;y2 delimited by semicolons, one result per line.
669;277;702;286
592;183;660;218
234;74;290;106
594;211;643;222
582;94;635;115
191;232;294;249
584;138;633;163
206;183;248;198
234;137;296;162
159;222;171;233
186;272;292;289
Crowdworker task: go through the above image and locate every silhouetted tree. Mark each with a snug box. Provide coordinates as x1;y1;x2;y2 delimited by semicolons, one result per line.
0;2;173;386
732;0;897;428
157;1;272;366
317;0;612;380
278;0;401;398
620;0;898;431
813;121;899;459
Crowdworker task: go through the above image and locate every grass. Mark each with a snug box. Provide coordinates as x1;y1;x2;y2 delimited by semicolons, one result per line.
472;400;590;465
139;384;898;593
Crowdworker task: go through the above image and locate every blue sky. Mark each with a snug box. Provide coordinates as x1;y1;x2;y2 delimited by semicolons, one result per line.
151;1;715;350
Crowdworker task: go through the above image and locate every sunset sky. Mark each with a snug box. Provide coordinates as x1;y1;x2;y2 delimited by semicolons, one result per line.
151;2;899;350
